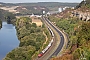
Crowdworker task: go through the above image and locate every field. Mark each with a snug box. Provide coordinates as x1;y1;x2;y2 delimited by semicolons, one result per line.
31;16;42;26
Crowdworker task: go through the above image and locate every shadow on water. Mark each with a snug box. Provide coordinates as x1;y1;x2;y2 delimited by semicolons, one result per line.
7;19;12;24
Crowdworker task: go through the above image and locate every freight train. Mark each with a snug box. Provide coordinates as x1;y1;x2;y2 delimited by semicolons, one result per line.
48;27;54;37
38;27;54;58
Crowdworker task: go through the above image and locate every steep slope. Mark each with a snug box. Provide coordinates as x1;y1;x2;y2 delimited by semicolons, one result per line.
49;1;90;60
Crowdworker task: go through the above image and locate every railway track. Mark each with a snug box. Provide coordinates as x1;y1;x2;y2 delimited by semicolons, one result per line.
36;17;65;60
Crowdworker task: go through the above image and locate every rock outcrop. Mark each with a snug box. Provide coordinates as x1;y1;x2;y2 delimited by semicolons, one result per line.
71;10;90;21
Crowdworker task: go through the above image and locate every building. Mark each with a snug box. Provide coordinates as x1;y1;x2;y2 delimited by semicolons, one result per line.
58;7;63;12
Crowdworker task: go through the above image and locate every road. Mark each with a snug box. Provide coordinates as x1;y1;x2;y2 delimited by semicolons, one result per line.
36;17;65;60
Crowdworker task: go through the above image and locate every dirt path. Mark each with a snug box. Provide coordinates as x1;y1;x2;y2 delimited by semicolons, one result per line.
42;31;48;49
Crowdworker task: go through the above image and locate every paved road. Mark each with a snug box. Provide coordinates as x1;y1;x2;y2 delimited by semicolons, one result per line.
36;17;64;60
45;18;64;59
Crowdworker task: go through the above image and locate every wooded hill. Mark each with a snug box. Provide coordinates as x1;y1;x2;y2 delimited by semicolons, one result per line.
48;0;90;60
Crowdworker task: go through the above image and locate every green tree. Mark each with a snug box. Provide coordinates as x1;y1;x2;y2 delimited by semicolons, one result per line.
4;46;36;60
32;23;37;28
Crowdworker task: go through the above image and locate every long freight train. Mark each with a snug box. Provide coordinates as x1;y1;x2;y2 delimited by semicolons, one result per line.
38;27;54;58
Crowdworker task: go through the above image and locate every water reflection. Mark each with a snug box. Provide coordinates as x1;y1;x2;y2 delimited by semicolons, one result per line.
0;20;2;29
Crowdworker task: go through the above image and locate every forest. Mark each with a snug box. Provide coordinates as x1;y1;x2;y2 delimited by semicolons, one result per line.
0;9;16;24
4;17;51;60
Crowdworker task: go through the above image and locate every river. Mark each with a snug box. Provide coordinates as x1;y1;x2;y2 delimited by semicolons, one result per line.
0;22;19;60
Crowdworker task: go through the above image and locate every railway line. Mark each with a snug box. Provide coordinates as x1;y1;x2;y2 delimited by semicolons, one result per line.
36;17;65;60
38;27;54;58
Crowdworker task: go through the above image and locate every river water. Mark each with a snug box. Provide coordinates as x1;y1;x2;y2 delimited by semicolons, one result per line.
0;22;19;60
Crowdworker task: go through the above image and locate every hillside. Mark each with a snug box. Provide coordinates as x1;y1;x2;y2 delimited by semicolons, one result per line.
48;1;90;60
0;2;79;15
17;2;78;7
0;9;16;21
